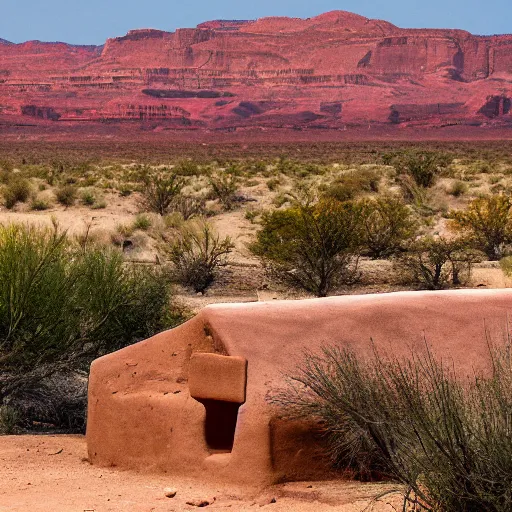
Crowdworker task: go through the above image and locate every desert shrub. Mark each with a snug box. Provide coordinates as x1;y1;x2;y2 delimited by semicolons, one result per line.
30;198;51;211
397;173;428;207
56;185;77;206
141;170;185;215
208;172;239;210
323;170;380;202
2;178;31;209
0;223;183;429
244;208;261;223
119;184;133;197
360;196;416;258
450;195;512;260
91;197;107;209
0;405;19;434
173;160;200;176
171;195;206;220
252;199;363;297
387;150;452;188
277;340;512;511
272;192;290;208
500;256;512;277
266;177;281;191
164;220;234;293
394;236;482;289
448;180;468;197
80;189;96;206
132;213;152;231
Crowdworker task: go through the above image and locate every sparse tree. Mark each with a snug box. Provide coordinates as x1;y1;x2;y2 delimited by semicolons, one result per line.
252;199;363;297
394;236;482;290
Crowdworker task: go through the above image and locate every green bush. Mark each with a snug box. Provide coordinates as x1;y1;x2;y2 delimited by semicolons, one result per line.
252;199;363;297
394;236;482;289
323;170;380;202
80;188;96;206
450;195;512;260
2;179;31;209
56;185;77;206
30;195;52;211
141;170;185;215
165;220;234;293
360;196;416;258
132;213;152;231
448;180;468;197
173;160;200;176
277;340;512;511
208;172;239;211
387;150;452;188
0;223;183;429
0;405;20;434
500;256;512;277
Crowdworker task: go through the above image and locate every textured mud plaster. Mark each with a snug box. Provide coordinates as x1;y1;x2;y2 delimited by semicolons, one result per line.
189;353;247;403
87;289;512;485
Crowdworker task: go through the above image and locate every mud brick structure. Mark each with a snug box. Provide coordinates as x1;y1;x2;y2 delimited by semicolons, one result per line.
87;289;512;485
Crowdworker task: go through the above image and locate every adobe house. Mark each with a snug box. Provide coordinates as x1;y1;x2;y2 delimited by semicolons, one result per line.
87;289;512;485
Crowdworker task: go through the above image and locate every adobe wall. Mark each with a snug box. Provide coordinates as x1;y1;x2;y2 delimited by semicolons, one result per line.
87;289;512;485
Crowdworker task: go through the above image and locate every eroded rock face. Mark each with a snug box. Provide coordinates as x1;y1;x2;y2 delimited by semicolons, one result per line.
0;10;511;131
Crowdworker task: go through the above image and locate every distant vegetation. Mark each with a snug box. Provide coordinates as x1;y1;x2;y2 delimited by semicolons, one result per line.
2;140;512;432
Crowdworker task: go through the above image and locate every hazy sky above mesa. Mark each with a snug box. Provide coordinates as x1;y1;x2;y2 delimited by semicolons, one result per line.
1;0;510;45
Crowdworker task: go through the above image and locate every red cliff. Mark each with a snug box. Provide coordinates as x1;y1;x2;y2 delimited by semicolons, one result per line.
0;11;511;133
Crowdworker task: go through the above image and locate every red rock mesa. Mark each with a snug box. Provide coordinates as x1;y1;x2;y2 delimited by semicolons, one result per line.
1;11;511;133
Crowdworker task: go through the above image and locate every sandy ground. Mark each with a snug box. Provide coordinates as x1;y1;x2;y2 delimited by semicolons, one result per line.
0;435;404;512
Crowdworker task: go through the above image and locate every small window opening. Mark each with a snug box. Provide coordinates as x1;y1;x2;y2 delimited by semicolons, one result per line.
196;399;242;452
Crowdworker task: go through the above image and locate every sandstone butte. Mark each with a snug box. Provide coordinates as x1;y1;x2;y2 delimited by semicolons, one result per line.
87;289;512;485
0;10;511;136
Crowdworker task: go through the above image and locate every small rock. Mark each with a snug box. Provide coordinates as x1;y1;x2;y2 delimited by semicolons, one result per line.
186;498;211;507
164;487;177;498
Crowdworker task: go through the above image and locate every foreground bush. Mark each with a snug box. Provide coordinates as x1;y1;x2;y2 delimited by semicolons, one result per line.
450;195;512;260
0;223;183;431
394;236;482;290
252;199;363;297
277;341;512;511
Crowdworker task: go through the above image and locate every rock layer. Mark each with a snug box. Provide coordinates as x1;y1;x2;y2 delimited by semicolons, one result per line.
1;11;512;132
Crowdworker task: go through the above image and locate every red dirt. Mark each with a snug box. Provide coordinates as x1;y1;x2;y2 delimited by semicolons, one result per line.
1;10;511;139
0;435;402;511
